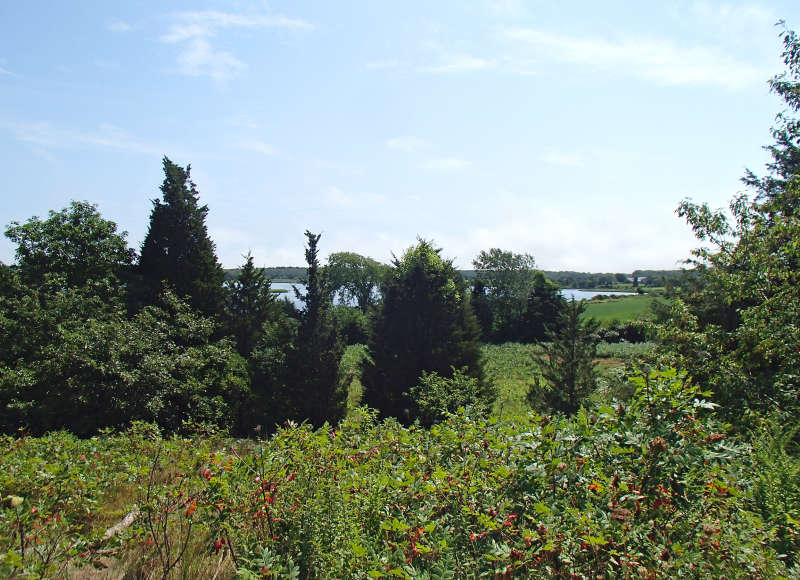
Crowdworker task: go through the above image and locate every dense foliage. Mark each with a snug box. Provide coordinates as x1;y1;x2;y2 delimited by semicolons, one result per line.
1;370;793;578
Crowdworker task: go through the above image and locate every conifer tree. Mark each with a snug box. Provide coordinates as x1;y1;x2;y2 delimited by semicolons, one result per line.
287;231;345;427
536;298;600;415
224;252;277;357
137;157;225;316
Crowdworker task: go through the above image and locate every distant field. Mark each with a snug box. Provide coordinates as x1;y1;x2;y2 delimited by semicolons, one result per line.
582;295;666;324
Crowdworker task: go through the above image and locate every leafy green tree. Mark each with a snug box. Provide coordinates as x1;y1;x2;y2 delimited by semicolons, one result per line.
287;231;345;427
473;248;537;342
224;252;277;356
364;239;483;422
660;25;800;423
325;251;388;311
535;298;600;415
137;157;225;316
4;201;134;292
0;286;248;435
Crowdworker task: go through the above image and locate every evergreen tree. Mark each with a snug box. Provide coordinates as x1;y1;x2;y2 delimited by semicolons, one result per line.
523;271;566;342
224;252;277;357
536;298;600;415
137;157;225;317
364;239;483;423
287;231;345;427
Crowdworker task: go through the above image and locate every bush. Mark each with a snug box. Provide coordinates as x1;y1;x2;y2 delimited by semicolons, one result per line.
408;367;497;426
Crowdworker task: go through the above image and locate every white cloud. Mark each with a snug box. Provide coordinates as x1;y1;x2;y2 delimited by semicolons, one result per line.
239;139;278;156
421;157;470;171
386;136;426;153
107;19;132;33
161;10;313;80
539;150;584;167
501;27;763;90
418;54;495;73
0;58;12;76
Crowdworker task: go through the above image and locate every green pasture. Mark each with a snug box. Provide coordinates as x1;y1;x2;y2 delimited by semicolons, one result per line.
581;294;666;324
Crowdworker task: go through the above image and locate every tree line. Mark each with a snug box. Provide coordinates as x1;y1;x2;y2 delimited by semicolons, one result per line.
0;156;599;435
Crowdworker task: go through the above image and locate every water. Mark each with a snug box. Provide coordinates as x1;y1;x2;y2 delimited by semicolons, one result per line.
272;283;637;307
560;289;638;301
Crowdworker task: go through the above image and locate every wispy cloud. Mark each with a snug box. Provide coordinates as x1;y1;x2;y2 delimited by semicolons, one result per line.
364;59;406;70
107;19;132;33
3;120;166;156
161;11;313;43
386;136;426;153
421;157;470;171
161;10;313;81
323;186;387;209
175;38;246;80
418;54;495;73
501;27;762;90
0;58;13;76
239;138;278;156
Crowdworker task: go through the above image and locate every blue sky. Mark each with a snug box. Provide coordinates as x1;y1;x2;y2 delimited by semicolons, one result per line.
1;1;797;271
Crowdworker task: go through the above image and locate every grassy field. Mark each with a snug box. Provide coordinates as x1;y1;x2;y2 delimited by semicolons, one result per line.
581;294;666;325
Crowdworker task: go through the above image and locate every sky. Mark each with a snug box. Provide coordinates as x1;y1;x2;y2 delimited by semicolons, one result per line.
1;1;798;272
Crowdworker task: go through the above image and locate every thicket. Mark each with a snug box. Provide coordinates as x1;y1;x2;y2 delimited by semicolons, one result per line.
1;370;793;578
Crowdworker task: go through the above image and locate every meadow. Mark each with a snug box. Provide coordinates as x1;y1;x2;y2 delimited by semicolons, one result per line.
2;346;795;579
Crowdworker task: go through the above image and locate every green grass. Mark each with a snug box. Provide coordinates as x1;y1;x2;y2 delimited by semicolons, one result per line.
481;343;542;424
582;295;666;324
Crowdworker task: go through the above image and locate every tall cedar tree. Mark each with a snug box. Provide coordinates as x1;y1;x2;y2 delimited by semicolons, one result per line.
287;231;345;427
536;298;600;415
137;157;225;317
224;252;277;357
364;239;482;423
